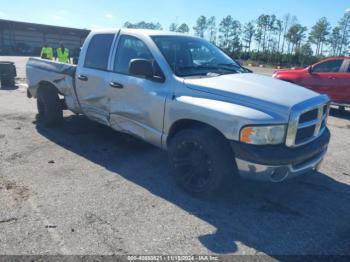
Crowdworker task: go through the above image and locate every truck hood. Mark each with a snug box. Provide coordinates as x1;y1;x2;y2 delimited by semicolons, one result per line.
184;73;318;119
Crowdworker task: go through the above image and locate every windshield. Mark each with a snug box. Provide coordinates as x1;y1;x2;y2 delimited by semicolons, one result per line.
152;36;246;77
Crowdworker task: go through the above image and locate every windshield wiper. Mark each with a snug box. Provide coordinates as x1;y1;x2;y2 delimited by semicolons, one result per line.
209;65;240;75
217;63;241;68
176;65;239;77
178;65;220;70
176;66;223;77
179;65;238;72
216;63;252;74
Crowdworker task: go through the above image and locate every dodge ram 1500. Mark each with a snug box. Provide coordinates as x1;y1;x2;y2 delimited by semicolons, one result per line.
27;29;331;197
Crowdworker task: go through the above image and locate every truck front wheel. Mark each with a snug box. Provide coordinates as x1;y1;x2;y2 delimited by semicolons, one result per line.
37;87;63;127
168;127;237;198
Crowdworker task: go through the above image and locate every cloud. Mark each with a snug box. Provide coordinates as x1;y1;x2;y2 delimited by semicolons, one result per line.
0;11;6;18
89;24;114;30
90;24;104;30
57;9;69;15
52;15;63;21
49;10;69;22
104;13;114;20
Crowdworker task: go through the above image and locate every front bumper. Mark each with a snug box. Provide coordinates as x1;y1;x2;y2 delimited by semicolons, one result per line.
231;128;330;182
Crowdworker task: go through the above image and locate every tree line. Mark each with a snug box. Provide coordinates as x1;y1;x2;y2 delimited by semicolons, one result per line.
123;12;350;67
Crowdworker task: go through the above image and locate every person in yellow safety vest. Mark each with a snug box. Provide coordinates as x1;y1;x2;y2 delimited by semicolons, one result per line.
56;42;70;63
40;43;53;60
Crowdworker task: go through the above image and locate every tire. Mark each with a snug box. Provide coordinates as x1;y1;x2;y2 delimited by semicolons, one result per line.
1;77;15;87
168;127;237;198
37;86;63;127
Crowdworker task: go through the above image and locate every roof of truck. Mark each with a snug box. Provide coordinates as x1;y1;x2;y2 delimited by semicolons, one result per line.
90;28;197;38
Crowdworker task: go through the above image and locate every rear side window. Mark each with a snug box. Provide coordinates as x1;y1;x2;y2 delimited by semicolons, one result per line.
312;60;343;73
84;34;115;70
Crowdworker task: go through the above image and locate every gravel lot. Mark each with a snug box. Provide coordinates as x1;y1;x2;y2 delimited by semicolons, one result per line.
0;57;350;256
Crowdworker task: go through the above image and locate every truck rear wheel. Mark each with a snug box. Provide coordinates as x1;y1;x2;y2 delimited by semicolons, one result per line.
37;87;63;127
168;127;237;198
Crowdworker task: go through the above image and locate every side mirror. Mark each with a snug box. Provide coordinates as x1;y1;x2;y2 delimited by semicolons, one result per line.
129;59;165;82
308;66;313;74
129;59;155;78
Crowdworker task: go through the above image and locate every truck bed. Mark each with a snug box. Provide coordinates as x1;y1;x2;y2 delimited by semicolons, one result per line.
26;58;81;113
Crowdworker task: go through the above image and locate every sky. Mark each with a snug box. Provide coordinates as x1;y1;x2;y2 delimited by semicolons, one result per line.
0;0;349;32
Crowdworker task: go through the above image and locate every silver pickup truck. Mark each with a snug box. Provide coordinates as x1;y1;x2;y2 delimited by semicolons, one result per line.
27;29;331;197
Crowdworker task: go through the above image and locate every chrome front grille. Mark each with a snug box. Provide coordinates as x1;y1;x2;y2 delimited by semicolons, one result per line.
286;95;330;147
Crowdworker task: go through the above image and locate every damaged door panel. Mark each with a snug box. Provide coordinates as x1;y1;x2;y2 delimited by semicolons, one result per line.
108;34;168;146
75;68;110;126
75;33;116;126
108;73;168;146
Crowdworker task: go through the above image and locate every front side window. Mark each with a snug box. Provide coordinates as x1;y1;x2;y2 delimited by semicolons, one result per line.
152;36;245;77
114;35;154;74
312;60;343;73
84;34;115;70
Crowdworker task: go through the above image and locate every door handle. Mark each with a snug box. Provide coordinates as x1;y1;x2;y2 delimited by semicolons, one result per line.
78;75;88;81
110;82;124;89
328;76;336;80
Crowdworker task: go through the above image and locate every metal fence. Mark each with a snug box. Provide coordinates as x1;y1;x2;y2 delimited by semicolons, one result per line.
0;19;90;56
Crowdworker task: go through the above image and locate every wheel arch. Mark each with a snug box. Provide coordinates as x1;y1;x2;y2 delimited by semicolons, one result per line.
37;81;60;95
166;119;230;148
30;81;60;98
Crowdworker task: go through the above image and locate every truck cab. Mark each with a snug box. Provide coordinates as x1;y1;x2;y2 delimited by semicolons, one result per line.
27;29;331;197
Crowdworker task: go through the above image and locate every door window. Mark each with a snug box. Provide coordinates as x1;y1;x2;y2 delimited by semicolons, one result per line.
312;60;343;73
347;63;350;72
84;34;115;70
114;35;154;74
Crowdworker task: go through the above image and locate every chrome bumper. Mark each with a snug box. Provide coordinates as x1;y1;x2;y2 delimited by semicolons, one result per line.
235;149;327;183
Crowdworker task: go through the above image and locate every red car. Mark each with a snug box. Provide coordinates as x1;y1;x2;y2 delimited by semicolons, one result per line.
273;57;350;109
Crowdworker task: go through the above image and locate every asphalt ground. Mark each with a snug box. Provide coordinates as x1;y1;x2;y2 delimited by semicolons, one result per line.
0;56;349;256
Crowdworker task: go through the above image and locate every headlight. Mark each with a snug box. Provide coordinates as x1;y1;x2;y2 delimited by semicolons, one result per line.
240;125;286;145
